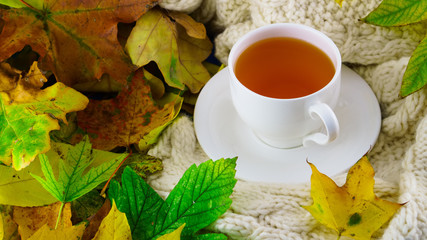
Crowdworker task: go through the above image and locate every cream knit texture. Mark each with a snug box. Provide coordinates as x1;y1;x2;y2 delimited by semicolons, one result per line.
150;0;427;239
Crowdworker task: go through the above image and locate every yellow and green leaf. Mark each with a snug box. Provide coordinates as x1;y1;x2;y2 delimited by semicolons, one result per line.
125;8;212;93
362;0;427;27
0;62;88;170
303;156;404;240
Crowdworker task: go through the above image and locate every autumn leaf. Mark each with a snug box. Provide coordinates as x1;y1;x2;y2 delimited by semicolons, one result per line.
13;202;72;240
362;0;427;97
76;68;183;150
81;199;112;240
303;156;404;240
108;158;237;240
334;0;344;7
0;62;21;92
71;189;105;224
31;136;126;228
126;8;212;93
91;201;132;240
125;154;163;178
0;62;88;170
27;224;86;240
0;138;126;207
0;205;19;240
0;0;158;86
156;223;185;240
0;0;43;9
0;157;57;206
12;200;79;240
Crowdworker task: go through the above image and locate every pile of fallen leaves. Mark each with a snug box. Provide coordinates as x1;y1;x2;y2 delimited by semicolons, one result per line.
0;0;229;239
0;0;413;239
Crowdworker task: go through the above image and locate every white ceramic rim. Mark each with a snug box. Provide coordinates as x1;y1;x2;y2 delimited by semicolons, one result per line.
228;23;342;102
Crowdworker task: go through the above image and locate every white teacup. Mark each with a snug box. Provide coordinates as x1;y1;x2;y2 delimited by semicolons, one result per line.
228;23;341;148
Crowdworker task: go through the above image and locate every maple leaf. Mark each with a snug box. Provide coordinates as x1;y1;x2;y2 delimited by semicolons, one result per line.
303;156;404;240
126;8;212;93
91;201;132;240
0;0;158;86
76;68;183;150
0;62;88;170
31;136;127;228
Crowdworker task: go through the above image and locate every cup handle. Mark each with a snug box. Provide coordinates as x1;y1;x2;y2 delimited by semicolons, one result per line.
302;103;339;147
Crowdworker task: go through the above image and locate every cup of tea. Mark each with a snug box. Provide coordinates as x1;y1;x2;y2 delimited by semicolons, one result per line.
228;23;341;148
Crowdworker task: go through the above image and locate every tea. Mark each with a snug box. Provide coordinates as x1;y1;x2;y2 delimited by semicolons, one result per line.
234;37;335;98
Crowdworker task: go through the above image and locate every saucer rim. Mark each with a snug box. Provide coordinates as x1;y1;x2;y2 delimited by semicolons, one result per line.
194;65;381;184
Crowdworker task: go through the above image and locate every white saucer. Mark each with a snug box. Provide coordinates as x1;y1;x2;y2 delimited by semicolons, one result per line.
194;66;381;184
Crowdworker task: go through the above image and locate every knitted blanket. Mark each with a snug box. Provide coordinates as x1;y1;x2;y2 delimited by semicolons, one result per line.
148;0;427;239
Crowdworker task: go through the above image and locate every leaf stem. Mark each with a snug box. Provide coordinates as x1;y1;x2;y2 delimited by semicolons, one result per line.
100;148;133;197
19;0;38;11
55;202;65;229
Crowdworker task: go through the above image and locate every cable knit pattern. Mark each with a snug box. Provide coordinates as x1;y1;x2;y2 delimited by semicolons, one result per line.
150;0;426;239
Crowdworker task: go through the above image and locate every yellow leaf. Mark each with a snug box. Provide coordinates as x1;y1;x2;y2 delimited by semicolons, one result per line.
91;201;131;240
0;213;3;240
157;223;185;240
0;62;21;92
13;202;72;240
27;224;85;240
335;0;344;7
303;156;404;240
168;11;206;39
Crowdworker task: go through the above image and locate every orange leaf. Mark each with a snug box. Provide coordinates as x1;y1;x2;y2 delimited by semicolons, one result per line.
13;202;72;240
81;199;112;240
0;0;158;86
76;68;182;150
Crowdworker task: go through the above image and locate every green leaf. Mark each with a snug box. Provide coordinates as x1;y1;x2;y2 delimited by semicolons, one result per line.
400;34;427;97
0;0;43;9
109;158;237;240
108;166;164;239
362;0;427;26
191;233;228;240
158;158;237;237
32;135;126;203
